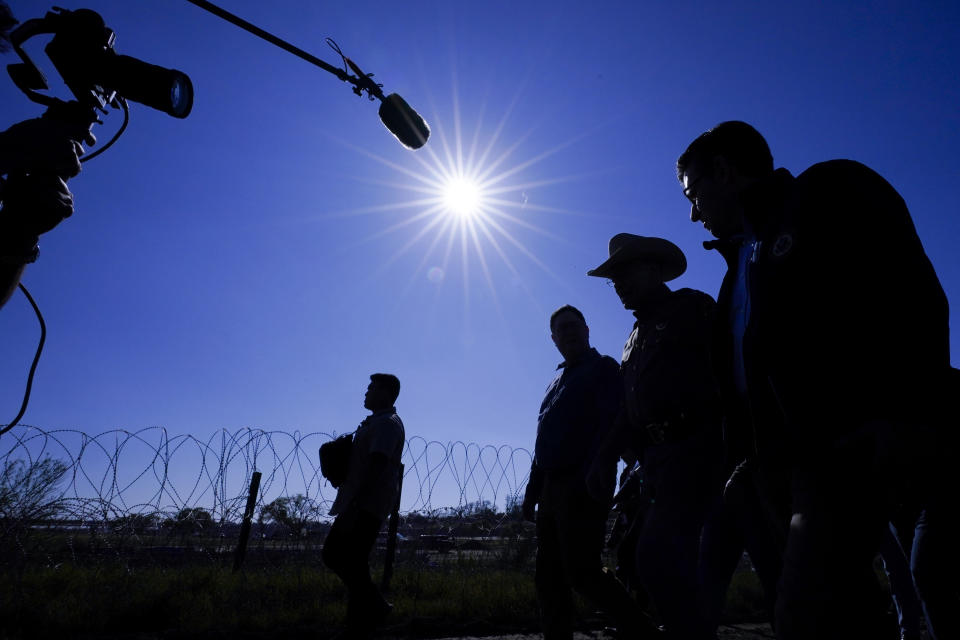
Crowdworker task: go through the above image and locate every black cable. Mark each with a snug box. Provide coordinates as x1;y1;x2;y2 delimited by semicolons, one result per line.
0;97;123;437
325;38;349;74
184;0;352;84
0;282;46;437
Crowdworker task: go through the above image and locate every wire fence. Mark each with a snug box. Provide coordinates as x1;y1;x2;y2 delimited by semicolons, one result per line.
0;427;769;637
0;425;535;564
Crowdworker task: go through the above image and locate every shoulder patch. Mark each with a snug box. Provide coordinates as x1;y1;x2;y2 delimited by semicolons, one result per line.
771;232;794;257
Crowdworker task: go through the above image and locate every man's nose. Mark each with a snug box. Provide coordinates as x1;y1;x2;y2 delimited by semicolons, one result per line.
690;203;701;222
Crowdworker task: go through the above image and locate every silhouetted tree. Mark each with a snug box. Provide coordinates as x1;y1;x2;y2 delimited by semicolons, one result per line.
261;494;320;538
111;512;159;535
504;494;523;520
0;458;67;523
168;507;213;537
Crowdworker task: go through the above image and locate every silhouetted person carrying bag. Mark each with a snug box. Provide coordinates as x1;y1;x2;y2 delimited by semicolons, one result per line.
322;373;405;639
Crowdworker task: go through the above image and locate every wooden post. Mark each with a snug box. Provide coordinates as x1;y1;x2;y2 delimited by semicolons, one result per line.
381;464;404;591
233;470;262;572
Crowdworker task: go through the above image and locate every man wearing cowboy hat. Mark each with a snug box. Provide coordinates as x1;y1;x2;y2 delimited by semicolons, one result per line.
586;233;724;640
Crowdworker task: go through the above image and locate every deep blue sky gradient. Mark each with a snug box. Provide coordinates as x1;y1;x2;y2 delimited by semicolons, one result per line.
2;1;958;457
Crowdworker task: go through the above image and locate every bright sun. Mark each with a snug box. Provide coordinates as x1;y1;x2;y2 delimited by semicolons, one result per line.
441;176;483;218
332;84;577;306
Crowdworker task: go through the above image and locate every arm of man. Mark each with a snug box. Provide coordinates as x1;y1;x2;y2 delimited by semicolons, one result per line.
0;262;25;307
0;118;90;310
582;355;624;502
352;416;404;517
521;461;542;522
594;355;623;432
585;408;630;503
0;174;76;309
769;161;948;432
356;451;390;504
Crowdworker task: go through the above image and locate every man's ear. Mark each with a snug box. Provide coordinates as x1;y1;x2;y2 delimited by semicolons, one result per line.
713;155;733;185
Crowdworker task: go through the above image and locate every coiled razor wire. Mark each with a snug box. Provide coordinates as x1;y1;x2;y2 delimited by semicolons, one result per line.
0;425;533;528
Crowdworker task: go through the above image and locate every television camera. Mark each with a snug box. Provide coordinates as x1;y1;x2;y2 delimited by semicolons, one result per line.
5;6;192;161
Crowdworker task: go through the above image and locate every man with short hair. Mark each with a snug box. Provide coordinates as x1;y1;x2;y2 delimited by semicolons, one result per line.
522;304;657;640
322;373;405;639
676;120;957;639
586;234;723;640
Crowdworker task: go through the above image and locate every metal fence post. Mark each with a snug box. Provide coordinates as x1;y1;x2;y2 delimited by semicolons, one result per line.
233;470;262;572
381;463;403;591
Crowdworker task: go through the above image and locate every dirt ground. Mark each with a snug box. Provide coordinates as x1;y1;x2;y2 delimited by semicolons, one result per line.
426;624;776;640
76;625;777;640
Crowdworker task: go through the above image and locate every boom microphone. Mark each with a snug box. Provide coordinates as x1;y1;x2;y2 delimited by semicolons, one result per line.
185;0;429;150
379;93;430;150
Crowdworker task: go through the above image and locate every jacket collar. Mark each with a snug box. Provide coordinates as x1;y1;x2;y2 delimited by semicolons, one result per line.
630;284;673;323
558;346;601;370
704;167;794;262
740;167;794;237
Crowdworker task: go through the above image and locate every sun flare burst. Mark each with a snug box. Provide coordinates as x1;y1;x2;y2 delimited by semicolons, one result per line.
329;84;588;315
441;175;484;219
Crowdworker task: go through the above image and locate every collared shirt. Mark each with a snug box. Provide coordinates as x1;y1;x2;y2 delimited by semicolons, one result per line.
729;227;758;398
534;347;621;473
621;287;719;435
329;407;405;521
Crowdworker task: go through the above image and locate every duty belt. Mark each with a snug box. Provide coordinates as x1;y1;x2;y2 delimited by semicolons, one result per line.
642;407;720;446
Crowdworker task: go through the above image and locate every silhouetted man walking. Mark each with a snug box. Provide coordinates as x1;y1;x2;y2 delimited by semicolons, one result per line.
586;234;723;640
322;373;405;639
677;120;958;640
523;304;658;640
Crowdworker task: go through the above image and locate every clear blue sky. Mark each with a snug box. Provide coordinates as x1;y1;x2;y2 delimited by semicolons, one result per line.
2;0;959;457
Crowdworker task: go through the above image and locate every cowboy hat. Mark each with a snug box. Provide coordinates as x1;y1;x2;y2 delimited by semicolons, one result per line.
586;233;686;281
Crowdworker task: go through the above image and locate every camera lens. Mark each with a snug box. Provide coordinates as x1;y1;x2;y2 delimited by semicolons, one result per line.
169;72;193;119
105;54;194;119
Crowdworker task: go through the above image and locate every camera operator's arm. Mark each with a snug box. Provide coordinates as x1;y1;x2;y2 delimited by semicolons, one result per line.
0;118;91;308
0;174;75;307
0;260;25;307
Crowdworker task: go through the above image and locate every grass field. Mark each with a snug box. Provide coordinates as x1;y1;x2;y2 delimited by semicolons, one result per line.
0;545;769;639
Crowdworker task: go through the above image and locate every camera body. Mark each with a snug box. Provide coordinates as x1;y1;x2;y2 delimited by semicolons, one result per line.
7;7;192;125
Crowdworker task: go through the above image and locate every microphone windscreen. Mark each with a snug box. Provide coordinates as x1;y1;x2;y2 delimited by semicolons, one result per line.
379;93;430;149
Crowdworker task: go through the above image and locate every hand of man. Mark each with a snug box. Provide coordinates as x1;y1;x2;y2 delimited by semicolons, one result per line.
722;459;750;508
584;459;614;505
521;496;537;522
1;173;75;238
0;117;95;178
